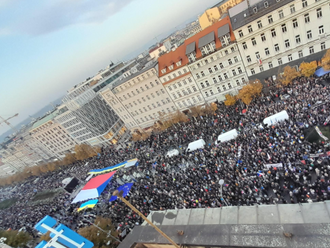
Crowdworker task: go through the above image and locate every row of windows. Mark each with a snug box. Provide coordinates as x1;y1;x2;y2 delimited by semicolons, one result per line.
172;86;198;99
190;46;237;70
166;77;193;91
114;70;156;93
122;90;168;110
177;95;204;108
195;59;241;79
118;80;160;101
128;99;172;117
249;42;326;75
243;24;324;53
162;68;188;82
247;40;326;64
238;5;323;37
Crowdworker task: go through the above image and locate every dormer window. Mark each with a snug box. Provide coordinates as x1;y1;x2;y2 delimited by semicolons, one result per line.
161;68;167;74
168;65;174;70
218;24;231;47
198;31;216;57
176;60;182;67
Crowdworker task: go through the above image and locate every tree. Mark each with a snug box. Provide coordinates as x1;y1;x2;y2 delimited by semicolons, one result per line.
39;231;51;242
299;61;317;77
189;106;204;117
0;229;31;248
62;153;76;165
280;66;301;86
224;94;237;106
237;81;263;105
74;144;98;161
321;49;330;70
78;217;119;248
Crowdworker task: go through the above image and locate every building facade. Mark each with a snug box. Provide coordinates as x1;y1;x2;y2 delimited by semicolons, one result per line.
100;62;178;131
30;109;78;158
158;43;207;110
186;17;249;102
149;44;167;59
229;0;330;79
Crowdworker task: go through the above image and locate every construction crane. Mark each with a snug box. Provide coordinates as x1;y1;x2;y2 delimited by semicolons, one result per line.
0;113;19;133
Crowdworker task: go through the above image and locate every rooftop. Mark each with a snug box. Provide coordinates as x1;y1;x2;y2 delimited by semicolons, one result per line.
30;109;61;130
229;0;294;30
118;201;330;248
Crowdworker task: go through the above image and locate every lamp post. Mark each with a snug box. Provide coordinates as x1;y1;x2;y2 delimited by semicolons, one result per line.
219;179;228;206
113;190;180;248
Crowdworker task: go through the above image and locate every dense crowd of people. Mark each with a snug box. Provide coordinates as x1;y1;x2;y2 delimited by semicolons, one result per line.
0;76;330;241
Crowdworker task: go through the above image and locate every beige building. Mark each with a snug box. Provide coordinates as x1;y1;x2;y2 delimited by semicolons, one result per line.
100;61;178;131
199;0;244;30
30;109;78;158
149;44;167;59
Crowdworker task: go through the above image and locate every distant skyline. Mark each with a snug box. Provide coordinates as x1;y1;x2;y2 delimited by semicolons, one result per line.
0;0;220;136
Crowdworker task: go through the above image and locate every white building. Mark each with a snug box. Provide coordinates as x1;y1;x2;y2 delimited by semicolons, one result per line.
149;44;167;59
185;17;249;102
158;45;207;110
229;0;330;79
100;61;178;131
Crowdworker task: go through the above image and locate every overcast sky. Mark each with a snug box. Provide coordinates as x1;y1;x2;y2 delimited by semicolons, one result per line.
0;0;220;135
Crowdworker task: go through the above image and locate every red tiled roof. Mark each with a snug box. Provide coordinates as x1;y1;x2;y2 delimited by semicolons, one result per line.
157;16;235;78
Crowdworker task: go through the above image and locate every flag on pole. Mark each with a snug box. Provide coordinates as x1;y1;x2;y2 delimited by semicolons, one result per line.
257;171;264;177
109;183;134;202
77;199;99;212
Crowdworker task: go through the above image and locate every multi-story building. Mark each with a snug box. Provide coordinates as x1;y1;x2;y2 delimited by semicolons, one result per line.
229;0;330;80
29;109;78;158
185;16;249;102
100;61;178;131
57;62;135;146
158;44;207;111
149;44;167;59
199;0;244;30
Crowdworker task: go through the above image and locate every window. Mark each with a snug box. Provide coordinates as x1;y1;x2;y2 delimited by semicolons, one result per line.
228;59;233;65
257;20;262;29
251;68;255;75
236;79;240;86
219;63;224;69
232;69;237;76
271;29;276;37
201;82;205;88
288;54;292;61
210;89;214;95
279;10;284;19
290;4;295;13
304;14;310;23
274;44;280;52
319;25;324;35
238;30;243;37
296;35;301;44
205;91;209;97
259;65;264;72
251;38;257;46
292;19;298;28
196;73;200;79
265;48;270;56
278;58;282;65
201;71;205;77
242;42;247;49
205;80;210;87
307;30;312;39
261;33;266;42
285;39;290;48
217;87;221;93
268;15;273;24
228;83;232;89
298;50;303;58
255;52;260;59
225;50;228;55
213;77;217;83
281;24;287;33
224;73;228;79
208;67;213;73
238;67;242;73
268;62;273;68
234;56;238;63
321;42;326;50
247;55;251;63
220;33;231;46
309;46;314;54
218;75;223;81
248;25;253;33
302;0;307;7
317;8;322;18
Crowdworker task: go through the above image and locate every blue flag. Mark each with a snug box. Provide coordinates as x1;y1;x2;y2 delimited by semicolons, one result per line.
109;183;134;202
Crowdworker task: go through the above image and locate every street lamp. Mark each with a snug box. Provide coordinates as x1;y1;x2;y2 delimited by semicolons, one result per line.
112;190;180;248
219;179;228;206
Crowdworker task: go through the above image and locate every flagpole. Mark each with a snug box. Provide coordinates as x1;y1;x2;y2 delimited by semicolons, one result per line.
113;190;180;248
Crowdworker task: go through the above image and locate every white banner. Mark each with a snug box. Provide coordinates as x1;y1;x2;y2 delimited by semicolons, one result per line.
264;163;283;169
